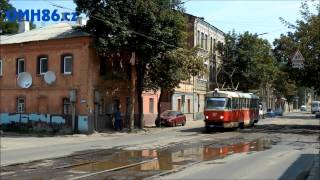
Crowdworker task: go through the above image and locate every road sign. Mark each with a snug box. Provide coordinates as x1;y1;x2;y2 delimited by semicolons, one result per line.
291;50;304;69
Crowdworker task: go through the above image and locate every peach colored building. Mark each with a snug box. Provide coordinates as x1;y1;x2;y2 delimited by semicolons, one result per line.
0;23;158;133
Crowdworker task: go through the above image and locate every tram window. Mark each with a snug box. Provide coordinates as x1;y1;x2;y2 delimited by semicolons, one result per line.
232;98;238;109
245;99;247;108
236;98;240;109
226;98;231;109
206;97;228;110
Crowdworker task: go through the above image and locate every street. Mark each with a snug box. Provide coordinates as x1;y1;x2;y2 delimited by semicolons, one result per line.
0;112;319;180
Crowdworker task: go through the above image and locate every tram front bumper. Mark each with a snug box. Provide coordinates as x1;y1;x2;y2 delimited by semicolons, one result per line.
205;120;239;128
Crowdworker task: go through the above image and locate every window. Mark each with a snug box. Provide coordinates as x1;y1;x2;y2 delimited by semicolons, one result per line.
37;56;48;75
213;39;216;50
178;99;181;112
232;98;240;109
0;59;2;76
149;98;154;113
61;55;73;74
206;98;227;110
100;58;107;76
201;32;204;48
210;37;213;51
16;58;25;74
63;98;71;114
205;34;208;50
197;30;200;46
17;97;25;113
187;99;191;113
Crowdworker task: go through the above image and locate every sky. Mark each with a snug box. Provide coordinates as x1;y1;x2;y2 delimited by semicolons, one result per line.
9;0;316;45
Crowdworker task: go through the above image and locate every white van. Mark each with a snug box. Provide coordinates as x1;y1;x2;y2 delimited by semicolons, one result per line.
311;101;320;114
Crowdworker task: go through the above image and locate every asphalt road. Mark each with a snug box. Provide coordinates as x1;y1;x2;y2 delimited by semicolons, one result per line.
158;112;320;180
1;112;319;180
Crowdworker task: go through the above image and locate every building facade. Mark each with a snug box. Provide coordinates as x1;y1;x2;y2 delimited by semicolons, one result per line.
169;14;225;120
0;23;158;133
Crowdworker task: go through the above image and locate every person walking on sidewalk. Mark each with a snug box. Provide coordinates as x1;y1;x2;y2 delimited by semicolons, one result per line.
114;107;122;131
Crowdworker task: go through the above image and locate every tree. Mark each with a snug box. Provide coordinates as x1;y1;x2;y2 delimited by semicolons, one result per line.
273;1;320;94
74;0;188;129
0;0;18;34
145;47;206;119
217;31;277;92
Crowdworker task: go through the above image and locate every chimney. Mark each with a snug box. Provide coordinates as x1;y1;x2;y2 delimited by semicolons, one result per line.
18;20;30;33
77;17;87;26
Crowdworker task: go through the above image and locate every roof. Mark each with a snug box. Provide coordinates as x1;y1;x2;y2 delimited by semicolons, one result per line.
206;90;259;99
0;23;90;45
184;12;225;36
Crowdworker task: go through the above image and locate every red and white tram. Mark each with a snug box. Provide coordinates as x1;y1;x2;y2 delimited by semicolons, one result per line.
204;89;259;131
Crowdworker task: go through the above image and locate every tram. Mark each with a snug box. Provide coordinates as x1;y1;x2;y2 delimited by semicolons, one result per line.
204;89;259;131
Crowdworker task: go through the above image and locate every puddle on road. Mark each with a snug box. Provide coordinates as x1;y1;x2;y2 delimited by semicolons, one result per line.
1;138;273;180
69;138;272;179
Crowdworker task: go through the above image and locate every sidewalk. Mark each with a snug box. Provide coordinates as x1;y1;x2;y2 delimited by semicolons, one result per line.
0;120;204;151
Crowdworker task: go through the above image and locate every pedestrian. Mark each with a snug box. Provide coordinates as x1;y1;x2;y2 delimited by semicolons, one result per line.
114;107;122;131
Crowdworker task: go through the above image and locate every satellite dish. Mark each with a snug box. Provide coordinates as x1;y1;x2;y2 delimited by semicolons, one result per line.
44;71;56;85
17;72;32;88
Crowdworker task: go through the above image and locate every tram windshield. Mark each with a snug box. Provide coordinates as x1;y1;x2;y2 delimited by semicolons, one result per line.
206;98;230;110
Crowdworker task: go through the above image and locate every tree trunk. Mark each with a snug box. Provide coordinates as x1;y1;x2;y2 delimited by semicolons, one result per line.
136;63;145;129
129;64;136;132
157;89;164;119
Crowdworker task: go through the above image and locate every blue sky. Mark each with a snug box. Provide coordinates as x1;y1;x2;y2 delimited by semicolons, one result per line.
9;0;315;44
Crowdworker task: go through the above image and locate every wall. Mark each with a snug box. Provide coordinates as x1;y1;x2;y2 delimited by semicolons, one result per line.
0;37;91;115
0;113;72;133
0;113;89;133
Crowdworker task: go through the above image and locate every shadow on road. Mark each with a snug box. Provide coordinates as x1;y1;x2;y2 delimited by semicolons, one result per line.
179;126;236;134
241;124;320;135
279;154;316;180
277;115;316;120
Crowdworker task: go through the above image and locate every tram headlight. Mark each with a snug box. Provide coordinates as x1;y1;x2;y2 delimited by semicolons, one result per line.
205;116;209;120
220;116;224;120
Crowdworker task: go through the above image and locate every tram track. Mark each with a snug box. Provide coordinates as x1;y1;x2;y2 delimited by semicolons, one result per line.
68;158;158;180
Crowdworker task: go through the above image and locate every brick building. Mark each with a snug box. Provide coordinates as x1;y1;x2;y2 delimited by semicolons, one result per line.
0;22;159;133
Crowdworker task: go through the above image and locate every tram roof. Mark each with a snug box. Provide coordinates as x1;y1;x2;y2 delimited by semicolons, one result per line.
206;90;259;99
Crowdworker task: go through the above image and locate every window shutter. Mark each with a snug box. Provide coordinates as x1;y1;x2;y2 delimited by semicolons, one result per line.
16;59;18;75
37;58;40;74
61;56;64;73
70;56;73;74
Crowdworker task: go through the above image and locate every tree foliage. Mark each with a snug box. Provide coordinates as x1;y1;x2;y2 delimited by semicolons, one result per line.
217;31;277;92
273;1;320;94
74;0;205;124
145;47;206;92
0;0;18;34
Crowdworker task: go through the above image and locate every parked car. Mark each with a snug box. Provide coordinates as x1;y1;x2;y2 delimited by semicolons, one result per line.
265;109;276;118
155;110;186;127
300;105;307;111
311;101;320;114
274;108;283;116
316;112;320;119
